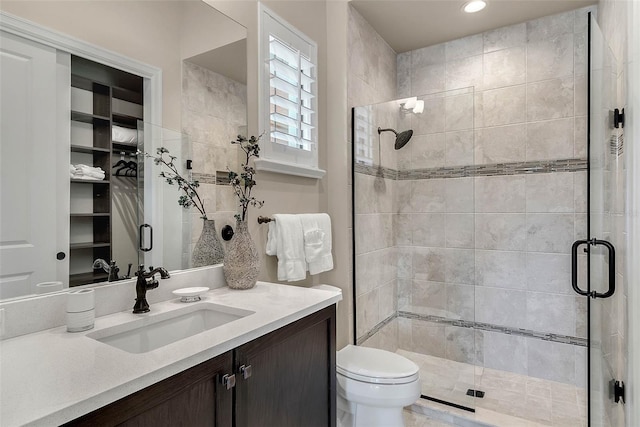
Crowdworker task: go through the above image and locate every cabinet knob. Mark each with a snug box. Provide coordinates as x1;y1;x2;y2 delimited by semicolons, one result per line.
221;373;236;390
239;364;252;380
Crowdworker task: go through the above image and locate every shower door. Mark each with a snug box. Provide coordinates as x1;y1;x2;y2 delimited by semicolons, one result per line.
352;88;477;413
138;122;190;271
575;13;624;427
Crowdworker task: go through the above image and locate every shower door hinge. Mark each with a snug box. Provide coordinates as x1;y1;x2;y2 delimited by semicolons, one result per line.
614;108;625;128
612;380;625;404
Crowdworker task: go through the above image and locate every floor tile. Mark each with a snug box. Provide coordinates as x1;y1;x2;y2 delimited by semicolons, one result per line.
399;349;586;427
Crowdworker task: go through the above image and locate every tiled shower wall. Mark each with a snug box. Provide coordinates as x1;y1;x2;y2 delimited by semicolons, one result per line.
394;8;592;386
181;61;247;264
355;7;597;387
348;5;399;349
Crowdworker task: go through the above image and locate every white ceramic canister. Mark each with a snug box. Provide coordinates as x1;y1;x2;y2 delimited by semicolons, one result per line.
35;281;64;294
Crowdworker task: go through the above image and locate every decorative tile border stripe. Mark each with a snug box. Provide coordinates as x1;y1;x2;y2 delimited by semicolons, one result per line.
216;170;231;185
354;163;397;180
398;311;588;347
356;311;587;347
192;172;216;185
355;159;587;180
356;312;398;345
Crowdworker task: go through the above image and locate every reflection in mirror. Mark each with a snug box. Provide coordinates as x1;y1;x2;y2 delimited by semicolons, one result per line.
0;1;247;300
68;56;146;287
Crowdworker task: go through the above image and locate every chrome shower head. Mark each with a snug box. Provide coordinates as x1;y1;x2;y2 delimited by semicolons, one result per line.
378;127;413;149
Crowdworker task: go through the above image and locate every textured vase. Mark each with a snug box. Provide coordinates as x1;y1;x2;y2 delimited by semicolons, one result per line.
223;220;260;289
192;219;225;267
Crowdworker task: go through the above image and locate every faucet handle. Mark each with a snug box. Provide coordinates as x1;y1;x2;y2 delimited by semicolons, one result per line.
136;264;145;276
146;276;159;290
108;260;120;282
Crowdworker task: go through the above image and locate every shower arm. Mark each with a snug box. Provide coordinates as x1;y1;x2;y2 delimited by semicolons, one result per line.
378;127;398;135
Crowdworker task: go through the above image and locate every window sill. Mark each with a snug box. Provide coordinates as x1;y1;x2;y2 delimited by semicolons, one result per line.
254;158;326;179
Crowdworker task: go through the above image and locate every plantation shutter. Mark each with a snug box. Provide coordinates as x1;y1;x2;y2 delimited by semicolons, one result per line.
268;36;315;151
258;5;323;178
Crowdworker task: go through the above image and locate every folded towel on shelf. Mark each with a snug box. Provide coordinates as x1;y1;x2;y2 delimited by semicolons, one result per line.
72;176;104;181
268;214;307;282
76;164;105;175
112;125;138;144
299;213;333;275
70;164;105;180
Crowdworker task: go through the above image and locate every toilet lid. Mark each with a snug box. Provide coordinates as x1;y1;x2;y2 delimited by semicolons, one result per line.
336;345;419;385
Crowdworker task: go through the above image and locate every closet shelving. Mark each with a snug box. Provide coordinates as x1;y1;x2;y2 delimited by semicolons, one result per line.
69;56;143;287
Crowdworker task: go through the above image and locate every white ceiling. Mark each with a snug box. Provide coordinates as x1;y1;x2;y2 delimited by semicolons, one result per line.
350;0;597;53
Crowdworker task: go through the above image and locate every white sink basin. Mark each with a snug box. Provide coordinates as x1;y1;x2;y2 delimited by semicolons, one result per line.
87;303;254;354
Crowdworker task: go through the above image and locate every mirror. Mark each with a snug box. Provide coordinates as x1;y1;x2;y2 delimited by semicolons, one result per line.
0;1;247;300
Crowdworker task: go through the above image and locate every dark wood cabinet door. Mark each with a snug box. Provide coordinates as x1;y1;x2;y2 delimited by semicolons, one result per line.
234;305;336;427
65;351;233;427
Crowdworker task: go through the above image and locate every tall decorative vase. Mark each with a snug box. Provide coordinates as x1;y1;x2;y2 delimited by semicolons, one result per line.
223;220;260;289
192;219;225;267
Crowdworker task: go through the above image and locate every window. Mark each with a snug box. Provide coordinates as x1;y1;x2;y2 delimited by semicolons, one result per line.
257;5;325;179
353;106;374;166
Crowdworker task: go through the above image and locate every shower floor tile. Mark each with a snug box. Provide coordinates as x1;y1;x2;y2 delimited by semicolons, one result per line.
403;409;456;427
399;349;587;427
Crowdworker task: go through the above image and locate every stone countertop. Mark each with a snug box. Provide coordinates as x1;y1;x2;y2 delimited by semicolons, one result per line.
0;282;342;426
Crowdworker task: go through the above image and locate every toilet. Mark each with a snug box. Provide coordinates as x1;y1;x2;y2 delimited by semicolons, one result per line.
336;344;421;427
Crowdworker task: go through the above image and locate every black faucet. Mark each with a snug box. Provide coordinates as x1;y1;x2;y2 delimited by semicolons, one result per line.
133;265;170;314
108;261;120;282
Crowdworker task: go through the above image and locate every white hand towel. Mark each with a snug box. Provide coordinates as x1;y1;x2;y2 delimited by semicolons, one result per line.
299;213;333;275
272;214;307;282
265;222;277;256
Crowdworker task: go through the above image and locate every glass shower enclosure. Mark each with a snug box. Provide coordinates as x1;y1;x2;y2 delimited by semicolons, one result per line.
351;10;624;425
581;12;625;427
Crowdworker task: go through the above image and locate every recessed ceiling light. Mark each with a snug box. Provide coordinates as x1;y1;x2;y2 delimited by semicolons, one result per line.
462;0;487;13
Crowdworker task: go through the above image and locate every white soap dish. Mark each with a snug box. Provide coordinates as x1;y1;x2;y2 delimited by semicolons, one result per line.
172;287;210;303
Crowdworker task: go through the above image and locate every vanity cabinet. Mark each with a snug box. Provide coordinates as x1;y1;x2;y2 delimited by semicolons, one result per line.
66;352;233;426
66;305;336;427
235;305;337;427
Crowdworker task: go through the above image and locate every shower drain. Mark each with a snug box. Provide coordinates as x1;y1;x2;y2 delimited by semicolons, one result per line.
466;389;485;398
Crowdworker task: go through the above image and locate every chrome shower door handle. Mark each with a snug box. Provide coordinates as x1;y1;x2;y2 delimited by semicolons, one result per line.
571;238;616;298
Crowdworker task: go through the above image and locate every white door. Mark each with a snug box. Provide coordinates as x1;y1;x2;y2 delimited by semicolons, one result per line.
0;32;68;298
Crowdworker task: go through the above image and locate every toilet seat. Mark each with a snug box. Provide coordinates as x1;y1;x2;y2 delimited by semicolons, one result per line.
337;345;419;385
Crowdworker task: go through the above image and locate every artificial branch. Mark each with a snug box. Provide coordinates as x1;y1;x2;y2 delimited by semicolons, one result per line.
143;147;207;219
229;134;264;222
